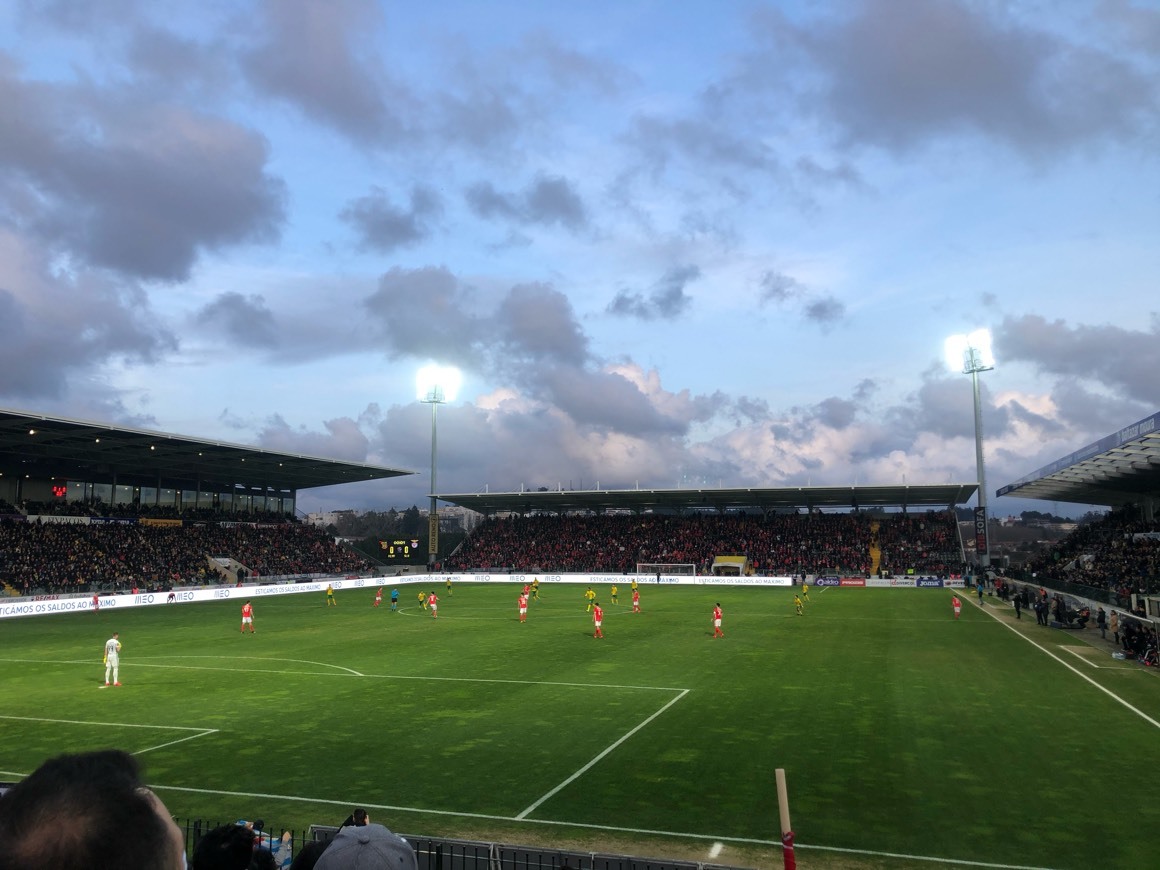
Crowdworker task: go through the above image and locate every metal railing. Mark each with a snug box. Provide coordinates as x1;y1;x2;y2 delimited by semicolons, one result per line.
178;820;750;870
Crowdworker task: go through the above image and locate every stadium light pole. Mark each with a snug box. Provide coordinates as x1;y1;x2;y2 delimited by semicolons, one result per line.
417;365;461;572
945;330;995;571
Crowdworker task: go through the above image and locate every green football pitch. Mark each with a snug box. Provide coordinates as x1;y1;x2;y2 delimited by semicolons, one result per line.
1;583;1157;869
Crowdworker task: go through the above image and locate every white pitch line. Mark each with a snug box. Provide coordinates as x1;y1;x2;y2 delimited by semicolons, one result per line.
0;714;212;732
1055;646;1140;673
1061;646;1101;668
1057;646;1135;671
515;688;689;819
0;656;682;692
967;598;1160;730
148;655;365;677
0;714;217;757
133;729;219;756
796;842;1060;870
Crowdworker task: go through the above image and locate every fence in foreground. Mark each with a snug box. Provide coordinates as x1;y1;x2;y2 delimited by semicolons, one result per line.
178;819;751;870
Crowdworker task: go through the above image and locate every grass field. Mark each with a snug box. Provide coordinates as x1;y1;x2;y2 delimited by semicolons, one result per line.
1;582;1157;869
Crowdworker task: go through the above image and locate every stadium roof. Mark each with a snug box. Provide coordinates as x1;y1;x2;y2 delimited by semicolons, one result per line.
997;411;1160;507
0;407;414;493
437;483;978;516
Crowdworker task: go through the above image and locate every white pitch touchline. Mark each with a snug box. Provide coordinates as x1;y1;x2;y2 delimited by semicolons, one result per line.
796;842;1059;870
515;688;689;819
965;596;1160;730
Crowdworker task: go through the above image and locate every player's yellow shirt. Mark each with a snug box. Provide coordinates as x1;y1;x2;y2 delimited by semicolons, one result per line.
631;580;638;591
585;589;596;601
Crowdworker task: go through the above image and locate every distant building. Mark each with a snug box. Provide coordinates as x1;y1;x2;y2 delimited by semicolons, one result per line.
306;509;357;528
436;504;482;531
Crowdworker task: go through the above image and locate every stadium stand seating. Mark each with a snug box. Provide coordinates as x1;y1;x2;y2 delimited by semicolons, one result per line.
445;510;962;577
1019;509;1160;603
0;509;371;595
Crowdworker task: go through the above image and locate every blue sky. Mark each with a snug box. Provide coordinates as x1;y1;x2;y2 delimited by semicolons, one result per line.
1;0;1157;516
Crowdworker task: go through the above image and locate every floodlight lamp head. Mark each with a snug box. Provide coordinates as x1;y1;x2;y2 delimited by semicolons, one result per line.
944;329;995;373
416;364;462;403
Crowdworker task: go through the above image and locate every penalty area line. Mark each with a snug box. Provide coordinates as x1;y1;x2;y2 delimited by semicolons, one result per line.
134;729;219;756
515;688;689;820
0;715;218;758
0;714;212;732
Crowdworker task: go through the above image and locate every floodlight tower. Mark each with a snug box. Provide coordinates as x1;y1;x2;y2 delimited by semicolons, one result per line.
945;330;995;570
417;365;461;571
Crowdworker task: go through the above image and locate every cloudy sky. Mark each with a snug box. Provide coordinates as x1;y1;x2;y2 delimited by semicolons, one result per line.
1;0;1158;516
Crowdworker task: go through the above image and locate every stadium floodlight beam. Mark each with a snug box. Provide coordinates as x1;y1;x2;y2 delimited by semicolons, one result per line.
945;329;995;570
417;365;461;571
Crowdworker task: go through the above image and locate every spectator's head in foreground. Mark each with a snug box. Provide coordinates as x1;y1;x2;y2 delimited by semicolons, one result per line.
191;823;256;870
0;749;185;870
315;823;416;870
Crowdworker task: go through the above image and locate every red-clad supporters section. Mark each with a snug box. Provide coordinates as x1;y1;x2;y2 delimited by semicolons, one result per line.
445;510;961;577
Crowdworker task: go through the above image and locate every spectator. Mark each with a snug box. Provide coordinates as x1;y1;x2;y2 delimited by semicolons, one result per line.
314;824;416;870
339;807;370;828
193;824;256;870
290;842;331;870
0;749;185;870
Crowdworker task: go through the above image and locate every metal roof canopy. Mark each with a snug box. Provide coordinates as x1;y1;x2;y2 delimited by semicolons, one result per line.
0;407;414;493
436;483;978;516
997;411;1160;507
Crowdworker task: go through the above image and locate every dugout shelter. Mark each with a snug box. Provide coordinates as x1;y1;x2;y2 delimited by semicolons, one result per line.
0;407;414;515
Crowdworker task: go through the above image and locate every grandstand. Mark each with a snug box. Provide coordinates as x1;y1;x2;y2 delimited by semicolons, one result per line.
997;409;1160;515
0;406;418;596
0;406;414;514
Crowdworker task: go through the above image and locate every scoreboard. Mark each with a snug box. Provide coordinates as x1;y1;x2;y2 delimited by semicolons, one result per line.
380;538;421;559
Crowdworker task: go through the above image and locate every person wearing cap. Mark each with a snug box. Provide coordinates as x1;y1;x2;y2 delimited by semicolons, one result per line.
314;823;417;870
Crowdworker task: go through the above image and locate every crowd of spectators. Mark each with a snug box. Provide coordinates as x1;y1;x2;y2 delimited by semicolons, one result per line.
874;512;961;577
445;509;962;576
0;512;370;595
1022;510;1160;603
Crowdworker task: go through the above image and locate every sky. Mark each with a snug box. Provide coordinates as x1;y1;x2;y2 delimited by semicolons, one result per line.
1;0;1158;517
